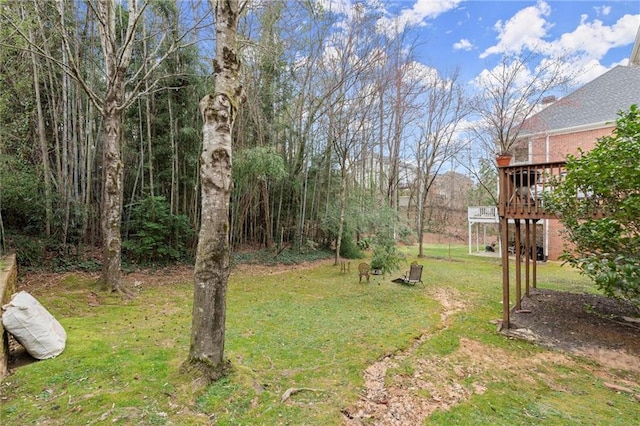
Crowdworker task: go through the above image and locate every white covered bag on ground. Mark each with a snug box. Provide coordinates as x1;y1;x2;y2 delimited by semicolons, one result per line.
2;291;67;359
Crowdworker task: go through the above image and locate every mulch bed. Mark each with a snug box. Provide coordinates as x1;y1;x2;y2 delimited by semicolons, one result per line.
509;288;640;355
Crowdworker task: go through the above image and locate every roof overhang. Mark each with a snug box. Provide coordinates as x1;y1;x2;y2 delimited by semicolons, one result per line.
519;121;616;139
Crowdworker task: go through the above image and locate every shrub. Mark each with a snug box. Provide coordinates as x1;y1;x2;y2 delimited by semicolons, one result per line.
370;243;404;274
0;155;45;234
8;234;46;268
356;236;372;250
547;105;640;306
123;196;195;264
398;225;415;244
339;231;364;259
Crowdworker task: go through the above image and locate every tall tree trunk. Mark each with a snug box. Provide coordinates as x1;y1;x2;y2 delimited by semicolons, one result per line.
61;21;72;247
169;93;178;214
416;136;424;258
334;163;347;265
28;26;53;237
83;101;96;245
260;178;273;248
141;16;155;198
145;94;155;198
94;0;138;295
101;104;124;292
187;0;241;380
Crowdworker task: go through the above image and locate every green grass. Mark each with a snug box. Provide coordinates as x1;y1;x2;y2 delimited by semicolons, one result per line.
1;245;638;425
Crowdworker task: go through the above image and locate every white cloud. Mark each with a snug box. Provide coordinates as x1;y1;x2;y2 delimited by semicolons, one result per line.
569;56;631;86
595;6;611;17
315;0;352;16
453;38;473;51
570;58;609;86
481;1;639;62
406;61;440;84
547;14;640;60
478;0;639;86
377;0;463;35
472;59;534;94
480;0;552;58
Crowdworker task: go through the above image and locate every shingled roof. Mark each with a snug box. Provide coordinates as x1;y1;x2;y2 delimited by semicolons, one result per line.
521;65;640;136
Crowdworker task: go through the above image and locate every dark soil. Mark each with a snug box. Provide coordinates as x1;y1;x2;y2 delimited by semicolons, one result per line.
508;288;640;367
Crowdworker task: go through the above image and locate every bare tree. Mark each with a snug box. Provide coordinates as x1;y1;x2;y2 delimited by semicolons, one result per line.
316;5;384;264
414;68;469;256
381;32;425;212
26;18;53;237
90;0;140;294
472;52;571;160
186;0;244;380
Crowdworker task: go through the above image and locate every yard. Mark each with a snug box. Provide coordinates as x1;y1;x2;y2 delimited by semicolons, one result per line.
1;244;639;425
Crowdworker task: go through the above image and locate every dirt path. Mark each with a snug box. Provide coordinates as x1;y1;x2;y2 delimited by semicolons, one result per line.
343;287;470;424
343;287;640;425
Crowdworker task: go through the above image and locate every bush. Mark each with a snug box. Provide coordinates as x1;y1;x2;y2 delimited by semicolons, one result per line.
123;196;195;265
398;225;415;245
339;231;364;259
0;155;45;234
8;234;46;268
356;236;372;250
547;105;640;306
370;243;404;274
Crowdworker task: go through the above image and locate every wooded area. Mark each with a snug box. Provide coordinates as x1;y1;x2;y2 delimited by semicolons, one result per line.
0;1;501;269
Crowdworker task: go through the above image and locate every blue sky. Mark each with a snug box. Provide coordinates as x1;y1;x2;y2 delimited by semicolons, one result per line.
328;0;640;88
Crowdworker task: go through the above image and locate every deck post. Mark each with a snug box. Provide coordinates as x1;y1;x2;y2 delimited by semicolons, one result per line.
500;216;510;329
532;221;538;289
525;219;531;297
515;219;522;311
498;164;510;328
495;161;568;329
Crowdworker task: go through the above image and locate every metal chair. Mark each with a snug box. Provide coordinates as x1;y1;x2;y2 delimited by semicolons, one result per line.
358;263;370;283
403;264;424;286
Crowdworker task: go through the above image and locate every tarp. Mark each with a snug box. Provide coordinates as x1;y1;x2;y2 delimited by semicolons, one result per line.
2;291;66;359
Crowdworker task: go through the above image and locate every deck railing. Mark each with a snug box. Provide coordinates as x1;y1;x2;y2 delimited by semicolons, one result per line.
499;161;566;219
468;206;499;222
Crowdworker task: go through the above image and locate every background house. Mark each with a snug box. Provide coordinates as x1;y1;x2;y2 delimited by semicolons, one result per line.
516;30;640;260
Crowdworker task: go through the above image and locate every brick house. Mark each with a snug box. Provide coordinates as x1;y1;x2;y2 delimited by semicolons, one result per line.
517;59;640;259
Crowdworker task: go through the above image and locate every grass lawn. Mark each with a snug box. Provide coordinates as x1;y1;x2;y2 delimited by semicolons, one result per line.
1;244;638;425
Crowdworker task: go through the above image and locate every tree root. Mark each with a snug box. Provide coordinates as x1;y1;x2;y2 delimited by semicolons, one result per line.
280;387;326;403
180;358;232;384
114;284;136;300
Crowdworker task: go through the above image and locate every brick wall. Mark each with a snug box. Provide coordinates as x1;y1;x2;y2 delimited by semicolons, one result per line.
529;126;614;260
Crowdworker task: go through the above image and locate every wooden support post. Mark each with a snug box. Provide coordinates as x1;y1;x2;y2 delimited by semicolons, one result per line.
500;216;510;329
515;219;522;311
525;219;531;297
498;163;510;329
532;221;538;289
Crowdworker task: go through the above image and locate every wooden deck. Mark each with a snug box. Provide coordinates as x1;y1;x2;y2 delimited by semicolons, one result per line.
499;161;566;220
496;160;607;328
498;161;565;329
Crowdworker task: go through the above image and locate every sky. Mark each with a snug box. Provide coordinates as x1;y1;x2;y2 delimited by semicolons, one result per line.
329;0;640;89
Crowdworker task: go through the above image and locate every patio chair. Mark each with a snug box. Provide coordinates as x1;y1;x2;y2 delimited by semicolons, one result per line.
403;264;424;286
358;262;370;283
